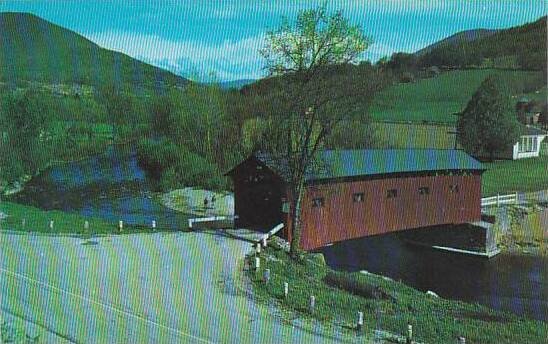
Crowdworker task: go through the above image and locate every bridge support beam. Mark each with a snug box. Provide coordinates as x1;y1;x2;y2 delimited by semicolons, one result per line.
400;223;500;258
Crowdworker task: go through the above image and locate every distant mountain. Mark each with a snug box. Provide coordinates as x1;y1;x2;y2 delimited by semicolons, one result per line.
415;16;547;70
415;29;498;56
0;12;189;91
217;79;256;90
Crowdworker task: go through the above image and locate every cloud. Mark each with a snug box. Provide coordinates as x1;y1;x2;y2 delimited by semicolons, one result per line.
85;30;266;81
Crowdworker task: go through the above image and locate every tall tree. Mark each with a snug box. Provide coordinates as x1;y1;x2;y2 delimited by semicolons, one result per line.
259;5;374;258
97;84;134;141
457;76;520;161
0;89;51;178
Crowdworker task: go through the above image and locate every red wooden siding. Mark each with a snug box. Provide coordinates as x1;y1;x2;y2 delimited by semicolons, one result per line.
299;174;481;251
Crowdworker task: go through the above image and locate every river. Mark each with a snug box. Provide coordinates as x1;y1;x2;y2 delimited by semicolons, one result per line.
9;147;547;321
322;233;547;321
11;145;190;230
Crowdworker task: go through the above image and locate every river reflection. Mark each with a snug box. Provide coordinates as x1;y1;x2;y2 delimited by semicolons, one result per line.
11;146;189;230
322;233;547;321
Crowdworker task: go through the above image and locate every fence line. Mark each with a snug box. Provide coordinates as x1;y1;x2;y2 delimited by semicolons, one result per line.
481;193;518;207
188;215;238;229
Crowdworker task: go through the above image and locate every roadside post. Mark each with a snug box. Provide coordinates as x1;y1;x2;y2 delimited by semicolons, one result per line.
49;220;54;230
119;220;123;232
406;324;413;344
357;311;364;332
458;337;466;344
309;295;315;313
283;282;288;299
263;268;270;284
255;242;261;255
84;221;89;231
152;220;156;231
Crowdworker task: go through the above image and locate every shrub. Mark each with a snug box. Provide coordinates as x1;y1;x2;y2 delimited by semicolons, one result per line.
137;137;230;191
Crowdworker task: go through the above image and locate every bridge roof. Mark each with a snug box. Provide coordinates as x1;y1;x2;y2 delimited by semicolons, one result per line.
254;149;484;182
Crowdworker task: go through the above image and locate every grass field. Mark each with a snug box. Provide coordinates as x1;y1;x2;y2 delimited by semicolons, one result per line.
524;85;548;104
372;122;456;149
0;201;151;235
481;156;548;196
370;69;545;123
249;246;547;344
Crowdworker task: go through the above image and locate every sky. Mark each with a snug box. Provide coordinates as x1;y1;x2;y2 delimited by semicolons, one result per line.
0;0;545;81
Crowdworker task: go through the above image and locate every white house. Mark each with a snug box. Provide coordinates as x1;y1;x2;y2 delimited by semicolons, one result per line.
510;126;547;160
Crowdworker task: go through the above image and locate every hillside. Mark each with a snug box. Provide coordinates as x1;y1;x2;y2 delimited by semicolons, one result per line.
415;29;497;56
0;12;188;91
417;16;547;70
217;79;256;90
370;69;545;123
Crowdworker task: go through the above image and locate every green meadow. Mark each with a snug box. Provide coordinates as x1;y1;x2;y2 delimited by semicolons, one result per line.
372;122;456;149
481;155;548;196
370;69;545;123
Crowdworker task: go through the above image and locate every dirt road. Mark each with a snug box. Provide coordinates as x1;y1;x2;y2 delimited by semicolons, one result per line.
0;230;356;343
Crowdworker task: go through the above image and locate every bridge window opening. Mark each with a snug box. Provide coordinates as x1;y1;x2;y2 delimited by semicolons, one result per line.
418;187;430;195
353;192;365;203
312;197;325;208
387;189;398;198
450;184;459;193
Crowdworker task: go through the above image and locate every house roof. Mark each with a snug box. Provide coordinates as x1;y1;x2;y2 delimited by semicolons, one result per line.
521;125;547;136
253;149;483;182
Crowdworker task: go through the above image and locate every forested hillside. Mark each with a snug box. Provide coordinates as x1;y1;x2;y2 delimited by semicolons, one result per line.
415;29;497;56
0;12;187;90
417;16;546;70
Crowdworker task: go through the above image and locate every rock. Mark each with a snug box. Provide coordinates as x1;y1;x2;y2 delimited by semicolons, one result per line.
269;236;290;251
426;290;439;297
307;252;326;266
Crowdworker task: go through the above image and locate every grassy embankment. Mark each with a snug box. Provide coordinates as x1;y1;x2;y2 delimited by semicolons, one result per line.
0;201;153;235
370;69;544;123
248;245;547;344
481;155;548;196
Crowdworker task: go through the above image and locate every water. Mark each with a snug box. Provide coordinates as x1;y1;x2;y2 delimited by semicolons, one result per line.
322;233;547;321
12;145;189;230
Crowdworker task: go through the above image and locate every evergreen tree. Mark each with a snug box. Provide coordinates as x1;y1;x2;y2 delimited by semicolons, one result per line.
457;76;521;160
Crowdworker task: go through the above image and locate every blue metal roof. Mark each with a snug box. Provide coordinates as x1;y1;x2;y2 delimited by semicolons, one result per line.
256;149;483;181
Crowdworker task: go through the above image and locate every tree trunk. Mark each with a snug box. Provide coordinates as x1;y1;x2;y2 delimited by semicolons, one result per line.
289;185;304;259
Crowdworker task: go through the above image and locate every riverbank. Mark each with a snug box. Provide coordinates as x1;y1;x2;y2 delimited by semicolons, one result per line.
248;241;547;344
489;201;547;256
0;201;154;235
0;141;138;198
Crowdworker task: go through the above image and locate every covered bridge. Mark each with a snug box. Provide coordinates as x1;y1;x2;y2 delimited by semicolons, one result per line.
226;149;484;251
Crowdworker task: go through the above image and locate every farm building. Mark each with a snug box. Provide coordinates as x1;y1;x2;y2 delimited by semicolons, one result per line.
510;126;547;160
226;149;485;251
478;125;548;160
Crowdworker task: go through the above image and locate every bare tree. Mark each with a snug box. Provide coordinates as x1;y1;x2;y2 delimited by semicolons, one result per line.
259;5;373;258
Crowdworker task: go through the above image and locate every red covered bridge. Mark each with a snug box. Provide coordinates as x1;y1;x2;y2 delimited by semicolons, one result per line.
226;149;484;251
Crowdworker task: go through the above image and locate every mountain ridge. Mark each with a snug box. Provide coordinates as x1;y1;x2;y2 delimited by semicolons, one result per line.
415;29;498;56
0;12;189;91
